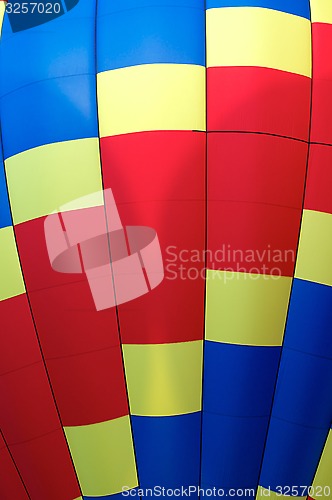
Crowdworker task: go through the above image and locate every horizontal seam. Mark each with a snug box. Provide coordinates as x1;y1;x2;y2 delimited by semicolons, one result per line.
1;72;95;100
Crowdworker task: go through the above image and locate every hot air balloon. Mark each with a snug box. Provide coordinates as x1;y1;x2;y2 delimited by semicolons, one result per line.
0;0;331;499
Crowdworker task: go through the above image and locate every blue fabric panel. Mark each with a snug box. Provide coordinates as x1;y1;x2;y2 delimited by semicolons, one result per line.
205;0;310;19
1;0;95;97
284;278;332;359
0;153;12;228
1;75;98;158
203;341;281;416
1;0;96;157
97;1;205;71
98;0;205;14
271;347;332;428
201;411;268;493
131;413;201;488
84;494;138;500
260;417;329;489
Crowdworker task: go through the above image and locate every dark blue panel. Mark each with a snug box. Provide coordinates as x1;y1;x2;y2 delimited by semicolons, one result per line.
97;3;205;71
271;347;332;428
1;75;98;158
201;411;268;492
64;0;80;10
0;152;12;229
260;417;329;489
205;0;310;19
6;0;65;32
203;341;280;416
284;279;332;359
1;0;95;96
131;413;201;488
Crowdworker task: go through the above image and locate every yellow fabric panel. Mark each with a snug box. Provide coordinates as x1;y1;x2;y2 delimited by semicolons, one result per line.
311;0;332;24
0;2;5;34
256;486;305;499
97;64;206;137
206;7;311;77
65;416;138;497
205;270;292;346
312;429;332;493
295;210;332;287
0;226;25;301
5;138;103;224
123;341;203;416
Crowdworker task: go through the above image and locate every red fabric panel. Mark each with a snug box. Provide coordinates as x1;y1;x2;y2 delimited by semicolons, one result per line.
208;132;308;208
0;294;40;374
305;144;332;215
207;132;307;276
0;362;60;443
100;131;206;344
0;297;80;499
12;430;81;500
311;23;332;145
0;433;29;500
207;200;301;276
15;219;129;425
207;66;311;141
46;346;129;426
